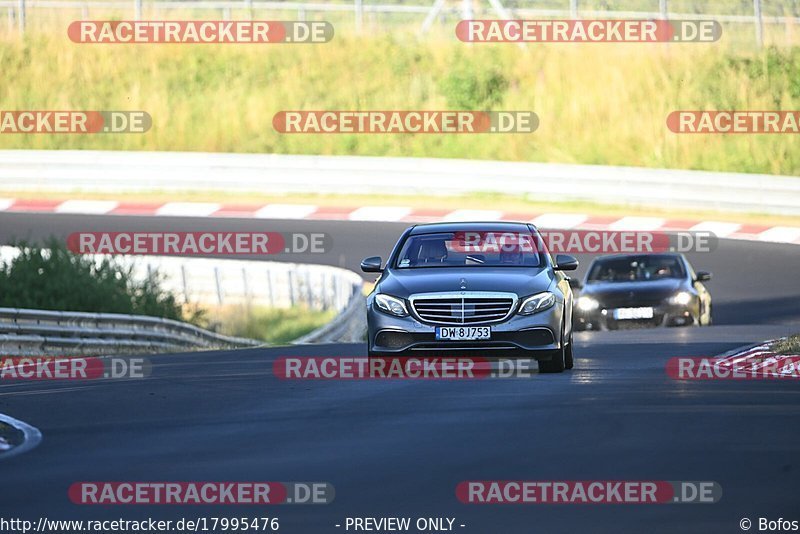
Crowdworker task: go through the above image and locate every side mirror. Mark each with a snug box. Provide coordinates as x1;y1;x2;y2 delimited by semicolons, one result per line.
695;271;712;282
568;278;583;290
360;256;383;273
554;254;579;271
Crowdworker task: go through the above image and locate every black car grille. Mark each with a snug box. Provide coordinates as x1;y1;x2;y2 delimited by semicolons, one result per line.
411;296;515;325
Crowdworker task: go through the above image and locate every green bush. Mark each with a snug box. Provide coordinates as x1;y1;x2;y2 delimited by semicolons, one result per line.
438;62;509;110
0;239;186;321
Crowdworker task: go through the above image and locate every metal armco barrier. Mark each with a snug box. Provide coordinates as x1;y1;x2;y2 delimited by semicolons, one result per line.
1;150;798;215
0;307;262;356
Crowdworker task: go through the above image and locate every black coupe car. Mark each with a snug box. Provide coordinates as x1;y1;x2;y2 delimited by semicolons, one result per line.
573;253;712;331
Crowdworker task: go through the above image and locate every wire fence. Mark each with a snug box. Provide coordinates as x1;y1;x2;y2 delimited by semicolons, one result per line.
2;0;798;46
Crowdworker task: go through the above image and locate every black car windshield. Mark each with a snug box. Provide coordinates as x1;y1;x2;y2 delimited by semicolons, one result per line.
394;231;542;269
586;255;685;283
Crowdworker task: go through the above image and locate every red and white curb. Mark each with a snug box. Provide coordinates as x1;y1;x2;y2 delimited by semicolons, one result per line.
715;341;800;375
1;198;799;245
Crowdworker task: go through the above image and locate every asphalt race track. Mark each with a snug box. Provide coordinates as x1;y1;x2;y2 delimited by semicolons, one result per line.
1;212;799;533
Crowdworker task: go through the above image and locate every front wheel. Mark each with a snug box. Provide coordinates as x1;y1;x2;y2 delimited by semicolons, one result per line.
564;333;574;370
538;344;566;374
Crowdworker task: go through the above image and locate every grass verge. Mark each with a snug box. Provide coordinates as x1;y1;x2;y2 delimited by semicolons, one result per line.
771;335;800;355
209;305;336;344
1;31;799;175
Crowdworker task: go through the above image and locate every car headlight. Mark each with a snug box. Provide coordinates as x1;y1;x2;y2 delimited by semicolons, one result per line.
669;291;693;306
518;292;556;315
577;296;600;312
375;294;409;317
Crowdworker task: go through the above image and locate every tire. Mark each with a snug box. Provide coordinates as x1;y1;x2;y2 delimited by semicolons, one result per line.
538;347;565;373
564;332;574;370
538;330;567;373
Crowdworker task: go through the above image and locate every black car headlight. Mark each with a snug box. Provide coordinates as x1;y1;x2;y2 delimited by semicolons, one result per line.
375;294;409;317
518;292;556;315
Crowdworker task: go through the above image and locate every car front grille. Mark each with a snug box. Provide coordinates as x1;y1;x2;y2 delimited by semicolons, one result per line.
410;292;517;325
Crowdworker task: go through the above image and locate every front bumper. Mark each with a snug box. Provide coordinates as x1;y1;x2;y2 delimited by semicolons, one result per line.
367;302;564;359
575;303;696;331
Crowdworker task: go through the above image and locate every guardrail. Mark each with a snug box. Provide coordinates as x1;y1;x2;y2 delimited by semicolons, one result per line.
1;150;798;215
0;278;366;355
0;282;367;355
0;306;262;356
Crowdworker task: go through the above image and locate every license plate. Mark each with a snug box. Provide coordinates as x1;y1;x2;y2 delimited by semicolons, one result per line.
613;307;654;320
435;326;491;340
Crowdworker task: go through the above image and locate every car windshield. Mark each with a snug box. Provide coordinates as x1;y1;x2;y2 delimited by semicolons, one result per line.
394;231;542;269
586;255;685;283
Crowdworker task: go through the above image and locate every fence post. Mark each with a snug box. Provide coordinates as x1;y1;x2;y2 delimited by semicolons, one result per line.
569;0;578;18
245;0;252;20
214;266;224;305
134;0;142;20
754;0;763;47
180;264;189;303
659;0;667;19
354;0;363;33
17;0;24;34
461;0;472;20
241;267;250;304
332;274;339;310
266;268;274;307
304;269;312;307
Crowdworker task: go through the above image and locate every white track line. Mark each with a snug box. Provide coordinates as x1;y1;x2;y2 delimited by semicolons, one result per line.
689;221;742;238
531;213;588;229
55;200;119;214
608;216;667;231
348;206;412;222
442;209;505;221
156;202;221;217
757;226;800;244
254;204;317;219
0;413;42;460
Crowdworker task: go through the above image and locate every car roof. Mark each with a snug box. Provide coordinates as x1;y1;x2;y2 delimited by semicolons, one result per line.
407;221;533;235
589;253;684;262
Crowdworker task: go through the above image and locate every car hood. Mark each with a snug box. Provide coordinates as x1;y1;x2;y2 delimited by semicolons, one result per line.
378;267;553;298
580;278;687;304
